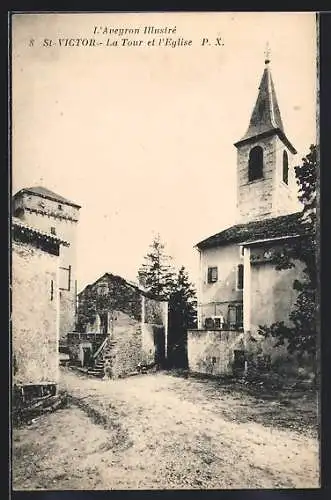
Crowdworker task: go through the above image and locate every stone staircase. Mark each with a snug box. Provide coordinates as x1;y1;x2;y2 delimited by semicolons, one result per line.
87;358;105;378
87;338;117;378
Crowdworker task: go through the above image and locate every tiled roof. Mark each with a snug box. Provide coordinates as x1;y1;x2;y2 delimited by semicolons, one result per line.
234;62;296;154
196;212;308;250
14;186;81;209
12;217;69;246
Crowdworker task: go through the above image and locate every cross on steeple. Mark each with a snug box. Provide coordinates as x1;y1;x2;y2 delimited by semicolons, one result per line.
264;42;271;65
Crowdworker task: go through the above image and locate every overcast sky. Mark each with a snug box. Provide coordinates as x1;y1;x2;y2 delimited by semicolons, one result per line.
12;12;317;291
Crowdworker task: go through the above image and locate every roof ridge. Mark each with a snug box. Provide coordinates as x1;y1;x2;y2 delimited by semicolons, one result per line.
14;186;81;209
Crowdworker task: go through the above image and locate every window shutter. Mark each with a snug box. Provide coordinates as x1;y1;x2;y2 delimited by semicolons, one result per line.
237;264;244;290
59;265;71;291
208;267;218;283
236;304;243;326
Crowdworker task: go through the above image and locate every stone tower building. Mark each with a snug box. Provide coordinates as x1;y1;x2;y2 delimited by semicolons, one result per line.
12;186;81;340
234;54;298;224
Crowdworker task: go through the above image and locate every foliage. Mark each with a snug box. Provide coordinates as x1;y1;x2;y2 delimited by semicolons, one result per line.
76;286;97;332
259;144;317;357
137;233;176;299
169;266;197;330
138;236;197;368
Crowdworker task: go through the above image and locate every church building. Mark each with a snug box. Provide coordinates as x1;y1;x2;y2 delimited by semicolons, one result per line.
187;53;309;376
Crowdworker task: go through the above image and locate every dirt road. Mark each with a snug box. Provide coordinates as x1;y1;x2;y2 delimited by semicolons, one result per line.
12;368;319;490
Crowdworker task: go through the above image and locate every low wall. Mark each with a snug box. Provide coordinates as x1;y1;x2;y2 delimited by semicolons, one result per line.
187;329;244;376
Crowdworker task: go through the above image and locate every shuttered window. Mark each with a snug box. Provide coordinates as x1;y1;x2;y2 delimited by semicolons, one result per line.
207;267;218;283
237;264;244;290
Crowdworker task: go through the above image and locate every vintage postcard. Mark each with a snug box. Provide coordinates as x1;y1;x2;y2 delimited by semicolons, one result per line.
11;11;319;490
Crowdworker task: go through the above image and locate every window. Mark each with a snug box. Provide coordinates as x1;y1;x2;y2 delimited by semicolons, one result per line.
235;304;243;327
50;280;54;301
228;304;243;329
237;264;244;290
282;150;289;185
214;316;224;329
248;146;263;182
97;282;108;296
58;204;63;210
14;207;24;218
59;265;71;291
205;317;215;329
50;227;56;235
239;245;244;258
207;267;218;283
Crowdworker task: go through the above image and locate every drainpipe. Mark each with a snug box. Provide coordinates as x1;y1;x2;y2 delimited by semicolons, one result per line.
164;301;168;361
197;248;203;329
243;246;251;376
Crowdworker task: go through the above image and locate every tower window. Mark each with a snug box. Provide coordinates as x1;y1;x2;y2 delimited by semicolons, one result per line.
248;146;263;182
50;227;56;235
282;150;289;185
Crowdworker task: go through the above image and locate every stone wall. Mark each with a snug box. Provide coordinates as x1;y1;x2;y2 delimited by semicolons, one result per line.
12;240;60;385
111;311;142;377
144;296;167;325
103;310;142;378
187;329;244;376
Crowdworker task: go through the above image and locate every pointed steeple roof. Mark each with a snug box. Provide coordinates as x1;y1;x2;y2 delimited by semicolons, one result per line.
234;55;296;154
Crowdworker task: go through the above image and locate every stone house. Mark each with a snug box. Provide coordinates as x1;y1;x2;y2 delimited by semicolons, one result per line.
12;217;68;397
188;54;311;376
71;273;168;378
12;186;81;341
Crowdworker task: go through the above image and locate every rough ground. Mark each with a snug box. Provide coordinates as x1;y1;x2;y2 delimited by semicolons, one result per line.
12;368;320;490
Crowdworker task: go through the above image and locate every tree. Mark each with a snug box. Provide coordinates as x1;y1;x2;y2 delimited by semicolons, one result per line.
169;266;197;329
138;236;197;369
137;233;176;300
259;144;317;357
168;266;197;368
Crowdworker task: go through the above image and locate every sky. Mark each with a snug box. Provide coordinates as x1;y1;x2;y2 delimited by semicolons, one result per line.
11;12;317;291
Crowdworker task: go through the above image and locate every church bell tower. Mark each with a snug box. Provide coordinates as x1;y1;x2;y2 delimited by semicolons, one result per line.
234;48;298;224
